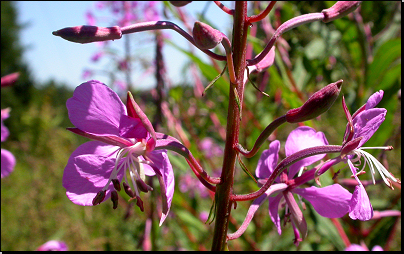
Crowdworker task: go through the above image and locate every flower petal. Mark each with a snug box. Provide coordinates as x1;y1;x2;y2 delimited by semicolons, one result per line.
119;114;149;139
293;184;352;218
285;126;329;178
268;194;283;235
1;148;16;178
1;108;11;142
256;140;280;179
352;108;386;147
37;240;68;251
63;141;122;206
147;150;174;226
345;244;367;251
66;80;126;136
348;184;373;221
365;90;384;109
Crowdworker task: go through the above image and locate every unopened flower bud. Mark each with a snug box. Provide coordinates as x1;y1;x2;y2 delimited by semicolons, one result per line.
136;179;153;193
92;190;106;206
322;1;362;23
123;182;135;198
112;179;121;192
192;21;224;49
169;1;192;7
52;25;122;44
111;190;119;209
286;80;343;123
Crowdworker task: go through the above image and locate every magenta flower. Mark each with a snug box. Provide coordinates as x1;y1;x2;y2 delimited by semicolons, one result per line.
337;90;400;220
37;240;68;251
63;80;174;225
255;127;352;243
1;108;16;178
345;243;383;251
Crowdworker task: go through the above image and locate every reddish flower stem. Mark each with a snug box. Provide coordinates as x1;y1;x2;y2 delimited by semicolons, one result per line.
214;1;234;15
246;1;276;23
211;2;248;251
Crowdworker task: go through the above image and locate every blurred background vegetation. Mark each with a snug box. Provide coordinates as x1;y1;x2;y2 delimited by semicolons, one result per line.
1;1;401;251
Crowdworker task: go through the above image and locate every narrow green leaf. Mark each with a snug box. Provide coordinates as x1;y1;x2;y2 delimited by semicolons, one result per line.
237;153;257;183
203;63;227;96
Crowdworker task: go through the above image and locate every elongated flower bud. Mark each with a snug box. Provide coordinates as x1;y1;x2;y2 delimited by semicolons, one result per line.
52;25;122;44
322;1;362;23
192;21;224;49
286;80;343;123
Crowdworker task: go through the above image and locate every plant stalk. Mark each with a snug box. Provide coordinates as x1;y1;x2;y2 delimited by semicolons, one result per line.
211;1;248;250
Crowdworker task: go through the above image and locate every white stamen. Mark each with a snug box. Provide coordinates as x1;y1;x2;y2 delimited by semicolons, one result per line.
355;148;398;187
101;141;148;194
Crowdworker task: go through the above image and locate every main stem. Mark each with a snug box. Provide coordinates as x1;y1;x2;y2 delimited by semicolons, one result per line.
211;2;248;250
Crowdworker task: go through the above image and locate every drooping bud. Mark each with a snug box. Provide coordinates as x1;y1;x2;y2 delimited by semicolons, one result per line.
192;21;224;49
322;1;362;23
112;179;121;192
1;72;20;87
111;190;119;209
286;80;343;123
136;179;153;193
123;182;135;198
169;1;192;7
52;25;122;44
92;190;106;206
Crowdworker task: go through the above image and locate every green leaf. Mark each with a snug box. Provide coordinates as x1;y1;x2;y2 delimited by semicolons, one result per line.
237;154;257;183
366;38;401;88
166;40;229;96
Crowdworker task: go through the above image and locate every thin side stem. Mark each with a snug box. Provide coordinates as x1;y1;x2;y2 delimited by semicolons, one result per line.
214;1;234;15
121;21;226;62
236;115;287;158
247;13;324;66
246;1;276;23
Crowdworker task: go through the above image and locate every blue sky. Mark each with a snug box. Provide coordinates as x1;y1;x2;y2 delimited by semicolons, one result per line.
16;1;233;90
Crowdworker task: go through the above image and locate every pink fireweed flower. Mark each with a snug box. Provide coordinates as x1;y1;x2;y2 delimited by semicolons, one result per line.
228;126;352;243
37;240;68;251
63;80;174;225
330;90;400;220
1;108;16;178
255;127;352;243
